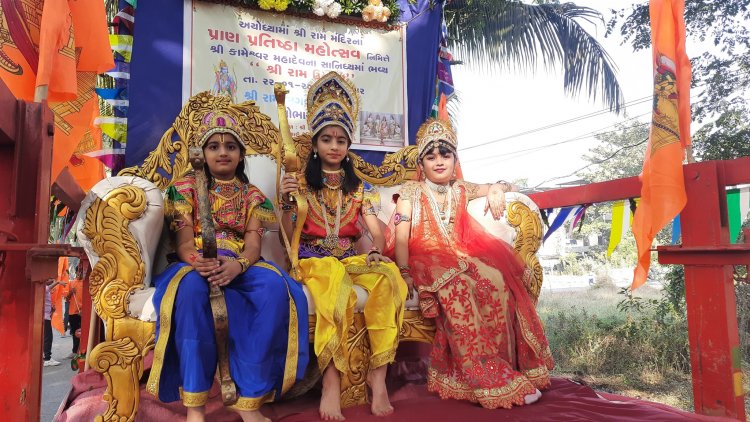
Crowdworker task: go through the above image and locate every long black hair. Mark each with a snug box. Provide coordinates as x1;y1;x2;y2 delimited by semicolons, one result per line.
203;134;250;190
305;132;361;195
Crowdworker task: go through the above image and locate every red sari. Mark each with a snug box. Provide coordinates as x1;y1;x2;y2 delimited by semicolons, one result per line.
402;181;553;409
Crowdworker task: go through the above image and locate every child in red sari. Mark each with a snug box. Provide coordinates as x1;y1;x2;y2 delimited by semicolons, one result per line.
392;119;553;409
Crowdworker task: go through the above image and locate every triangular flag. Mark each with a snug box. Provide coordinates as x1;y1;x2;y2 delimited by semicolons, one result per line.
109;35;134;63
544;207;575;243
671;214;681;245
608;200;632;257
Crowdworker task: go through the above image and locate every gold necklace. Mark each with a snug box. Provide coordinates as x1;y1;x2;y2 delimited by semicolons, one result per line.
322;169;345;190
319;189;342;251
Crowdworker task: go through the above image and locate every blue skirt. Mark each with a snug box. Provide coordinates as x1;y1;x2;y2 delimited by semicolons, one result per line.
146;259;309;410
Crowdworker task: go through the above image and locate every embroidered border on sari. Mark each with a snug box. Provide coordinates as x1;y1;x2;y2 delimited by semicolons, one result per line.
416;259;469;293
517;311;554;366
523;366;551;390
427;367;537;410
146;265;193;397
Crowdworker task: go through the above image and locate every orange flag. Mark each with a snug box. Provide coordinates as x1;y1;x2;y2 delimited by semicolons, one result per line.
631;0;691;290
0;0;113;184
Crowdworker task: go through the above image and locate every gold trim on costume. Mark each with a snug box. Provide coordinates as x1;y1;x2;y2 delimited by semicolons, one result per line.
180;389;210;408
228;390;276;411
281;279;299;395
146;266;194;397
523;366;551;390
417;260;469;293
253;261;282;276
427;367;537;410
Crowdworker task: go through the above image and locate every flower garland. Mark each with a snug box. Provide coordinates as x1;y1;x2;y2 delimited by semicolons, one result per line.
362;0;390;23
312;0;342;19
227;0;401;25
258;0;289;12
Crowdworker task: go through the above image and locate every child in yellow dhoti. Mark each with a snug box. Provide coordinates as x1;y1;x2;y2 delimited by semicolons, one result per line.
280;71;408;420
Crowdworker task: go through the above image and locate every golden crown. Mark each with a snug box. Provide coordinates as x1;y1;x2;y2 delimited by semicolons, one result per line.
416;118;457;158
193;108;243;148
307;71;360;140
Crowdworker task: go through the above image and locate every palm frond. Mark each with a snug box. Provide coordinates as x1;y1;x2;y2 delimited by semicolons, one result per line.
447;1;624;113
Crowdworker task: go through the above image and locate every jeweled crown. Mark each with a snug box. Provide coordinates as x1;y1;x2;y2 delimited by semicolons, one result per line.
416;118;457;158
307;71;360;141
194;109;243;147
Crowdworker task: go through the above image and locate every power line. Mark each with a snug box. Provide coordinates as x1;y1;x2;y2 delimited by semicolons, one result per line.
531;138;649;189
458;95;653;152
458;77;720;154
463;109;653;164
463;93;704;165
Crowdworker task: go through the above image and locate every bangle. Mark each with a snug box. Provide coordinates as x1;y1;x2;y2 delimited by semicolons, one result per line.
398;264;411;275
236;257;251;273
495;180;512;192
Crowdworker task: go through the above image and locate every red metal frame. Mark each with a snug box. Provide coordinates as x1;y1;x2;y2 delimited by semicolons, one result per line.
529;157;750;420
0;79;55;422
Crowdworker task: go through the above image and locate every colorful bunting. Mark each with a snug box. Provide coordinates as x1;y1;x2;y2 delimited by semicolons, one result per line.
607;200;632;258
543;207;575;243
671;215;681;245
95;87;125;100
109;35;134;63
727;187;750;243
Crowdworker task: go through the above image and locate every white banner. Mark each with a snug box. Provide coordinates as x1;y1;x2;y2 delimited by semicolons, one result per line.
186;1;408;151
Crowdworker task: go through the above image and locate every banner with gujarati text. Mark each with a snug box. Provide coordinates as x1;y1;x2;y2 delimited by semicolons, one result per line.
188;1;408;151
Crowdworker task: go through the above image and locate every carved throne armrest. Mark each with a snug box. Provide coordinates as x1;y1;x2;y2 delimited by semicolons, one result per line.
75;176;164;422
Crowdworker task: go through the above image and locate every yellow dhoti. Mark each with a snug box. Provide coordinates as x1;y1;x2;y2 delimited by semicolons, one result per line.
299;255;408;373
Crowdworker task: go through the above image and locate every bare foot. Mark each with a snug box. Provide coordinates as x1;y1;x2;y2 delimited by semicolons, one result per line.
524;389;542;405
320;364;345;421
367;366;394;417
186;406;206;422
236;409;271;422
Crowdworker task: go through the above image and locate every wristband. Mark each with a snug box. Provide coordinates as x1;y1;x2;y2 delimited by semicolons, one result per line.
236;257;251;273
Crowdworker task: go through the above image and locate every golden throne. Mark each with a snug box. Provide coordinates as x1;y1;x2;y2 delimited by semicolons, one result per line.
75;92;544;421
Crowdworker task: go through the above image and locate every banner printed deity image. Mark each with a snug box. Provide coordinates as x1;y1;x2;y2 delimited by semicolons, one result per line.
212;60;238;103
359;111;403;147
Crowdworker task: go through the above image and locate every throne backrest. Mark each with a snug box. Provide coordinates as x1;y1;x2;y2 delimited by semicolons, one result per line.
79;92;544;302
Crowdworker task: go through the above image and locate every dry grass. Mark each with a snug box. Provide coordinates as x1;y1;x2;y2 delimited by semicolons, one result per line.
537;284;697;412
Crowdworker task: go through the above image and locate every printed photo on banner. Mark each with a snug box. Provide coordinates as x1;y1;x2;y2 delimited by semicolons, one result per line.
186;0;408;152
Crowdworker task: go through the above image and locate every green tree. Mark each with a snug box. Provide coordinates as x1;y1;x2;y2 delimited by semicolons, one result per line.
446;0;624;112
608;0;750;160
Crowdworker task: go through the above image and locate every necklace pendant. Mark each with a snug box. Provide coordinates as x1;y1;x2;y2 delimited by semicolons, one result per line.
322;234;339;250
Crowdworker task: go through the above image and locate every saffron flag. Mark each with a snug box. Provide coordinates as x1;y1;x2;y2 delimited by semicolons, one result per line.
0;0;114;185
631;0;691;290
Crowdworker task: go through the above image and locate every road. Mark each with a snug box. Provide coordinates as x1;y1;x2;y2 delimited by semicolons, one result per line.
41;330;78;422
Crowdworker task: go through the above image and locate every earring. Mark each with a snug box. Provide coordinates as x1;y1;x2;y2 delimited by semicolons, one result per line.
346;156;350;162
313;151;318;159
